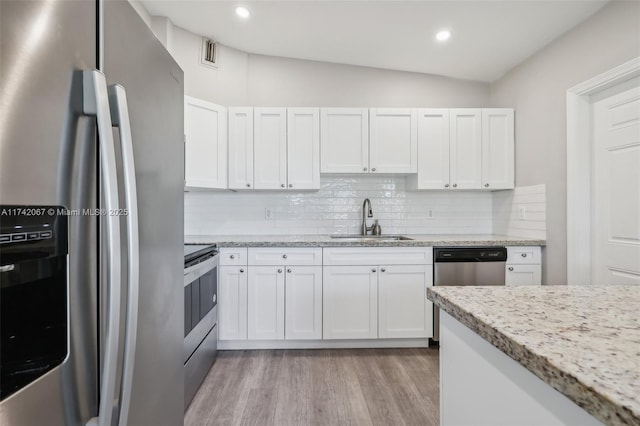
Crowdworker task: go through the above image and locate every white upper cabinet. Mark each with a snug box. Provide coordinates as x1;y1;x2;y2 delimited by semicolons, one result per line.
320;108;369;173
287;108;320;190
184;97;227;189
407;109;450;190
369;108;418;173
482;109;515;190
450;109;482;189
254;108;287;190
228;107;254;190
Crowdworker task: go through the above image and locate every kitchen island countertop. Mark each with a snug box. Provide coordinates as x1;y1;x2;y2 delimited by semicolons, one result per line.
427;285;640;426
184;234;545;247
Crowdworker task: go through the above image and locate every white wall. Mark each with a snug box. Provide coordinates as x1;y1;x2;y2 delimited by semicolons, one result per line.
493;185;546;240
185;176;493;236
490;1;640;285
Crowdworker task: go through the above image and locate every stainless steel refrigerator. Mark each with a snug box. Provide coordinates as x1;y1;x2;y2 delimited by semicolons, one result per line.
0;1;185;425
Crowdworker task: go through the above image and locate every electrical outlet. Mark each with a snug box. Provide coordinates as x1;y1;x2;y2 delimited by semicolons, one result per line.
265;208;273;220
427;208;434;219
518;206;526;221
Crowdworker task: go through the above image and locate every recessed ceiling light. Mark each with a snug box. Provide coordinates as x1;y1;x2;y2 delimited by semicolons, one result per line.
235;6;250;19
436;30;451;42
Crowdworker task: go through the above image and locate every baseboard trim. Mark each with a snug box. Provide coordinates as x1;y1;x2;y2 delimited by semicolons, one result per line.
218;338;432;350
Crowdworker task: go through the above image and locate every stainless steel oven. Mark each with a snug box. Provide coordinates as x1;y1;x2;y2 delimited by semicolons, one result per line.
183;245;218;409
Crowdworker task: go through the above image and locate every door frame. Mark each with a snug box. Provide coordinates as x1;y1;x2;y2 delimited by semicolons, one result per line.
566;57;640;285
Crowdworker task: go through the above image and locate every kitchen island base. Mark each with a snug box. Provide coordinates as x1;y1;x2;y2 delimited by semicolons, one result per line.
440;311;601;426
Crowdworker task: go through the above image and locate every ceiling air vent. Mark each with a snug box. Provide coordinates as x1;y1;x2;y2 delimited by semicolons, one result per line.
200;38;218;69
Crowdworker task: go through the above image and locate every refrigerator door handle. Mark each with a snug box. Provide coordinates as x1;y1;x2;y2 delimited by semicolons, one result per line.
82;70;122;426
108;83;140;426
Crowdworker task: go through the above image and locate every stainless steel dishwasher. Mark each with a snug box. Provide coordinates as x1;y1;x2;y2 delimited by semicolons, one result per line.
433;247;507;341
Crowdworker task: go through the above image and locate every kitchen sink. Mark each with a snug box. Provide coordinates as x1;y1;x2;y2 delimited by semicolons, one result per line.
329;235;413;241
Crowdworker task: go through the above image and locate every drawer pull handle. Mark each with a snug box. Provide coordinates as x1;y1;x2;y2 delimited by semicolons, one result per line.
278;269;283;273
452;184;458;188
246;183;251;188
521;253;527;258
230;254;235;259
372;268;377;273
508;267;514;272
282;254;287;259
239;268;244;273
287;269;292;273
381;268;386;272
444;184;450;188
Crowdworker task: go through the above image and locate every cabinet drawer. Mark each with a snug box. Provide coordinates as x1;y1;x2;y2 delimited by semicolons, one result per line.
219;248;248;266
506;264;541;286
323;247;433;266
506;246;541;264
248;248;322;266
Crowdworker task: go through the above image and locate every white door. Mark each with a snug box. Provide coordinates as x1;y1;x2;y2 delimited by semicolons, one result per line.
505;265;542;286
254;108;287;190
450;109;482;189
378;265;432;338
409;109;450;190
323;266;377;339
287;108;320;190
184;97;227;189
285;266;322;340
482;109;514;190
247;266;285;339
320;108;369;173
369;108;418;173
218;266;248;340
228;107;254;190
592;83;640;285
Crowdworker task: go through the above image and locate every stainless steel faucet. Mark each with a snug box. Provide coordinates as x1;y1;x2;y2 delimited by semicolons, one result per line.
361;198;374;235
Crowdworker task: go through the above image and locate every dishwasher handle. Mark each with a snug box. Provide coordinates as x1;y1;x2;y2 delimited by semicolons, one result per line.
434;247;507;262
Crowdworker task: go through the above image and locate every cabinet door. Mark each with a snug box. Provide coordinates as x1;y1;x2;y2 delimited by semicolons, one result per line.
505;265;541;286
320;108;369;173
285;266;322;340
323;266;377;339
378;265;433;338
409;109;450;190
287;108;320;190
228;107;254;189
254;108;287;190
369;108;417;173
247;266;285;339
482;109;514;190
184;97;227;189
219;266;248;340
450;109;482;189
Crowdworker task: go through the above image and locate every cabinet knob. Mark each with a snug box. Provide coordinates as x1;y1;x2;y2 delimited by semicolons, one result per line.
289;184;293;188
372;168;376;172
287;268;292;273
381;268;386;272
278;269;283;273
508;267;514;272
239;268;244;273
372;268;377;273
246;183;251;188
484;183;490;188
452;184;458;188
230;254;235;259
282;254;287;259
363;167;368;171
281;184;285;188
444;184;450;188
521;253;527;258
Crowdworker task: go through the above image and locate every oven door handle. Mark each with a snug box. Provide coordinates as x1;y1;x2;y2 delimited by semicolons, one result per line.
184;255;218;286
108;83;140;426
83;70;121;426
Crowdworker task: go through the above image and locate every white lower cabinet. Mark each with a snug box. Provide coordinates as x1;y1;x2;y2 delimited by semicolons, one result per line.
218;266;248;340
247;266;285;340
285;266;323;340
378;265;433;338
323;266;378;339
506;264;542;286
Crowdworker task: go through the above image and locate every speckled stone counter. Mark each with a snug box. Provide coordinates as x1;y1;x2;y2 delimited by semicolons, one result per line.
184;234;545;247
427;286;640;426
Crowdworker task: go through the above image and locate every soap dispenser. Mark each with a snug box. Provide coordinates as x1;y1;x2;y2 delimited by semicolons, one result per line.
372;220;382;236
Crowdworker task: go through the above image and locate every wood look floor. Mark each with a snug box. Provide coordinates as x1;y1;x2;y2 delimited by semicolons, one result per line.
185;348;439;426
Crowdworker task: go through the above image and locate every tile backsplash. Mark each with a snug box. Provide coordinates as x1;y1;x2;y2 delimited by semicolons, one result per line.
492;184;546;239
185;176;496;236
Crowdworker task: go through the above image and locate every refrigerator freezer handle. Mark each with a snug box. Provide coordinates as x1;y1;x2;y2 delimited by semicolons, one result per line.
108;84;140;426
82;70;122;426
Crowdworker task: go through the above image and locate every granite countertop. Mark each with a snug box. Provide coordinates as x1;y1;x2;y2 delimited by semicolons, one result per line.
427;286;640;426
184;234;545;247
